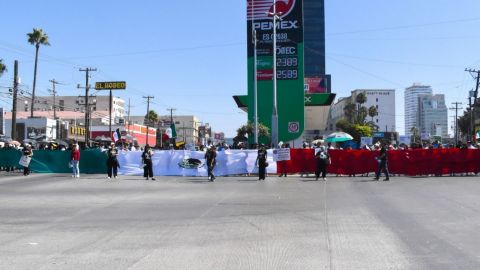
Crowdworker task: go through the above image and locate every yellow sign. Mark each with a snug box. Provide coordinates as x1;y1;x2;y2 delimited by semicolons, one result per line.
70;126;86;136
95;81;126;90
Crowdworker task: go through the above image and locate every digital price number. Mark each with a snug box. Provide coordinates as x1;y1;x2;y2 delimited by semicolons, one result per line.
276;56;298;79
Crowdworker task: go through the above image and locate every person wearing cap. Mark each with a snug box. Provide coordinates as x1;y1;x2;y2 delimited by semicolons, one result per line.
70;144;80;178
256;144;268;180
22;144;33;176
205;145;217;181
106;142;119;179
142;144;155;180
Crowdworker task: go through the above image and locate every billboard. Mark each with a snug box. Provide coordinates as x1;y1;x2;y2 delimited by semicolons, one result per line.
304;75;331;93
247;0;305;143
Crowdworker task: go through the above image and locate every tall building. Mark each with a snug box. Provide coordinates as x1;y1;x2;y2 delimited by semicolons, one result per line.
418;94;448;138
304;0;325;77
405;84;432;136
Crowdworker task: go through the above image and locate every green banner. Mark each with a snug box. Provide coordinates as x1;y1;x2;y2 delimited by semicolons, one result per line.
0;149;108;174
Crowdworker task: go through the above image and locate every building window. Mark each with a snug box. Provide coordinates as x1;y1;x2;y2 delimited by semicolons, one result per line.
376;119;379;123
376;98;378;102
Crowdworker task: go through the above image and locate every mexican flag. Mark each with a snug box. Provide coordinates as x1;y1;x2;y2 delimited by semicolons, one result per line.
112;128;121;142
170;122;177;138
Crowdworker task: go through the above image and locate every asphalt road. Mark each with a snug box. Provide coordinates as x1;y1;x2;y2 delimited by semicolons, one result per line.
1;172;480;270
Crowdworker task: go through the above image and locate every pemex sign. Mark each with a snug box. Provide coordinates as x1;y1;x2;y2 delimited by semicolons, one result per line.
247;0;305;143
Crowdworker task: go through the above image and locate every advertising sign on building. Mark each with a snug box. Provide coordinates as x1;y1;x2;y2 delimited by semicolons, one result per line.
247;0;305;142
360;137;373;147
304;75;330;93
399;135;411;145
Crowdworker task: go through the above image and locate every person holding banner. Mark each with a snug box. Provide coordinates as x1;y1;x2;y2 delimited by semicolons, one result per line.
374;146;390;181
70;144;80;178
21;144;33;176
106;142;119;179
142;144;155;180
257;144;268;180
205;145;217;181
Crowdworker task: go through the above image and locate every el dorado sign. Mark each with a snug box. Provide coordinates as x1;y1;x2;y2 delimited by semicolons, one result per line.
95;81;126;90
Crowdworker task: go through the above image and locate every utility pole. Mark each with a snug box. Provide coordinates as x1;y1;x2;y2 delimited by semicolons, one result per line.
48;79;62;119
465;68;480;138
469;90;474;139
268;1;283;148
252;0;259;146
127;98;131;138
11;60;19;140
143;96;154;146
449;102;463;146
78;68;97;147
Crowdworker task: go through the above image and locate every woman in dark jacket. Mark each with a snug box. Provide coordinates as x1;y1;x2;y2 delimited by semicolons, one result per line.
142;144;155;180
205;145;217;181
256;145;268;180
106;142;119;179
375;146;390;181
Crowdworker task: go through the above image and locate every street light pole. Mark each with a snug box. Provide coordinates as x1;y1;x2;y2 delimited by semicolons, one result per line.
252;0;259;146
268;1;281;148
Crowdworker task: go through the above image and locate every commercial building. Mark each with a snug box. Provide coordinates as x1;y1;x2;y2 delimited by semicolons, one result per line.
418;94;448;138
328;89;396;133
128;115;210;146
405;84;432;136
352;89;396;132
16;95;126;118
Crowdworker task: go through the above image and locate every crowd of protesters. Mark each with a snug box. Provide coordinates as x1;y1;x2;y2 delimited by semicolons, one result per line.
3;136;480;181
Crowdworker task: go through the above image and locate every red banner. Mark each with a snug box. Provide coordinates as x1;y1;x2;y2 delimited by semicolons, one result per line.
277;149;480;176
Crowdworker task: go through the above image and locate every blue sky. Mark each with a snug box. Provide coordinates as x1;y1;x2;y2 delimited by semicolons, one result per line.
1;0;480;137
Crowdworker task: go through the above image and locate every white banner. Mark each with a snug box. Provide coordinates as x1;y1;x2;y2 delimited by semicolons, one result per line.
273;148;291;161
117;149;277;176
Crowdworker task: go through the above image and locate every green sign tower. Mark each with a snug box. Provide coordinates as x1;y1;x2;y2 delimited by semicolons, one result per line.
247;0;305;145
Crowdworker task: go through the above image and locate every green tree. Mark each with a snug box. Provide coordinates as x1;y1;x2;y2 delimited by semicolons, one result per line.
335;119;372;143
457;109;472;138
0;59;6;77
146;110;159;125
27;28;50;117
368;106;378;122
236;122;270;147
355;92;367;105
343;102;356;123
366;105;379;131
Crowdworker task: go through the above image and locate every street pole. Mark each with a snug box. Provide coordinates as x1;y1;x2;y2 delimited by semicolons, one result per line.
11;60;18;140
143;96;154;146
465;68;480;138
269;0;281;148
79;68;96;147
450;102;463;146
252;0;259;146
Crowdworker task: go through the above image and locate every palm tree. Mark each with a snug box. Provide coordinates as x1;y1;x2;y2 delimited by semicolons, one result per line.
27;28;50;117
146;110;159;125
0;59;6;77
368;106;378;122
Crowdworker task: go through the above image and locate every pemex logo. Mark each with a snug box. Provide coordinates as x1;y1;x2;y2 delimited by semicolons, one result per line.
248;0;296;20
268;0;295;19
